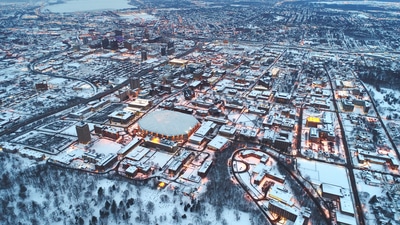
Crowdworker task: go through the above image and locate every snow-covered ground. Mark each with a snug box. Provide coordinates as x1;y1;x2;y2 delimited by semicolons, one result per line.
0;153;255;225
297;158;350;187
365;84;400;119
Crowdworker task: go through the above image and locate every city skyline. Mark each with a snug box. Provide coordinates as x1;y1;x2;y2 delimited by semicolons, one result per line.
0;0;400;224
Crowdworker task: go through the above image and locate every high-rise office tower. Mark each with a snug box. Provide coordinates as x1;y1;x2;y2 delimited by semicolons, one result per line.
130;77;140;89
76;122;91;144
141;50;147;61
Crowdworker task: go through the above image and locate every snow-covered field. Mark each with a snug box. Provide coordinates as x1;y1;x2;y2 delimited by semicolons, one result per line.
297;158;350;187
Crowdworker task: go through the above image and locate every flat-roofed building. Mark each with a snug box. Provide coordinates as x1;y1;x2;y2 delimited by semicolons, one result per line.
94;125;120;140
144;136;178;153
108;111;135;124
130;77;140;89
191;121;216;138
335;80;343;89
306;116;321;127
309;127;320;142
254;170;285;185
266;172;285;183
189;80;202;89
117;137;141;158
310;97;331;109
69;106;93;118
241;150;266;159
125;166;139;177
268;200;298;222
191;99;213;108
275;92;291;104
342;99;354;112
274;131;293;152
207;135;229;151
91;100;110;111
82;152;99;163
352;98;365;107
126;146;150;161
357;149;399;169
168;150;194;175
169;58;188;67
281;118;295;130
205;116;228;124
254;171;267;185
336;212;357;225
198;160;212;177
19;148;45;161
95;154;117;171
271;67;280;77
188;135;204;145
219;125;237;137
268;186;294;206
248;107;266;115
239;128;258;139
321;183;343;201
128;99;152;110
340;188;355;216
322;112;333;124
342;81;354;88
263;115;275;127
319;124;335;141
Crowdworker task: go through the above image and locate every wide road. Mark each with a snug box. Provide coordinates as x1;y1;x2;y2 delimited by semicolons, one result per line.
27;42;98;93
0;43;201;138
324;64;365;225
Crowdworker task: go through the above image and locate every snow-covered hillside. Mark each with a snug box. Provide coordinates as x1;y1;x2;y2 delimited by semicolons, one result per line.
0;153;261;225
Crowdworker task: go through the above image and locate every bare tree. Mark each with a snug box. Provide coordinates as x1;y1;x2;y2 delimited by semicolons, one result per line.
146;201;155;214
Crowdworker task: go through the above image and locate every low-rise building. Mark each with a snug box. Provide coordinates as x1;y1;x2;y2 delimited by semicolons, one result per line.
309;127;320;142
95;153;118;171
219;125;237;137
267;200;298;222
144;136;178;153
168;150;194;175
198;160;212;177
127;98;152;111
207;135;229;150
108;111;135;124
342;99;354;111
189;121;216;144
275;92;291;104
321;183;343;201
239;128;258;139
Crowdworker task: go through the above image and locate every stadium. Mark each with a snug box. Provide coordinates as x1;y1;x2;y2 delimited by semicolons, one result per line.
138;110;200;141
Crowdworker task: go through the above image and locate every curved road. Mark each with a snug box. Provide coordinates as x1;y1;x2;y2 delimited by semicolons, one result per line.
28;42;98;93
0;43;201;138
230;147;332;225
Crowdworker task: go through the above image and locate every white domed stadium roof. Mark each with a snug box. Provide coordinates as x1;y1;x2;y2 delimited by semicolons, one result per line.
138;110;199;138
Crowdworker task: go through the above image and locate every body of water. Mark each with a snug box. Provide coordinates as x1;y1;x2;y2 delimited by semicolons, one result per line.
44;0;135;13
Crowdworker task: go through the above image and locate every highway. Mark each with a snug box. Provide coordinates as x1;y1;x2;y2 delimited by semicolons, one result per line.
27;42;98;93
0;42;201;138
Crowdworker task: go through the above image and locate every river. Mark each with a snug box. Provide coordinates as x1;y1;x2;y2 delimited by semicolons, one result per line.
44;0;136;13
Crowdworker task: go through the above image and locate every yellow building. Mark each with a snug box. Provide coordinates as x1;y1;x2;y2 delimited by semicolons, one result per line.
306;116;321;127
